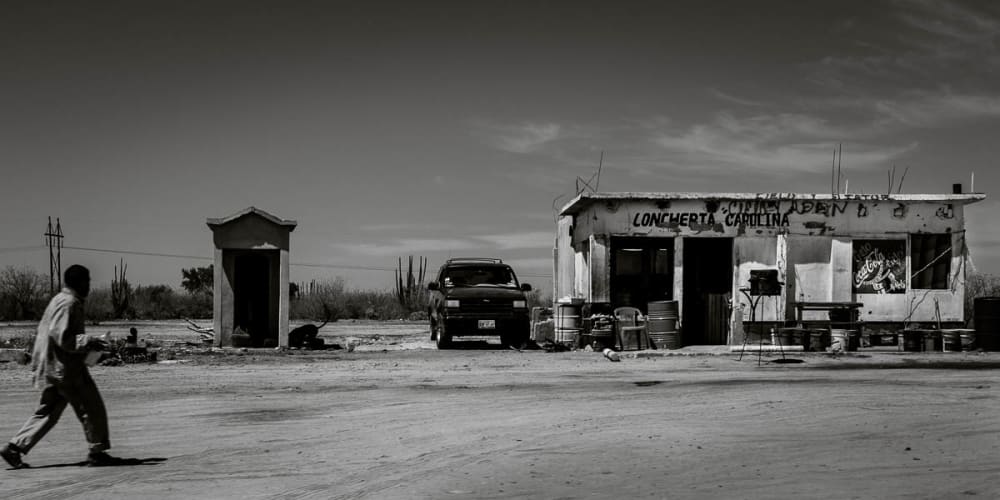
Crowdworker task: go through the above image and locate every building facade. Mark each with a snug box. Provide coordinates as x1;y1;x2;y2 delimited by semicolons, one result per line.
554;192;985;345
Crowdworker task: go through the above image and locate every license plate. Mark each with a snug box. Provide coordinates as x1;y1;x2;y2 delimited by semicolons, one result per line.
478;320;496;329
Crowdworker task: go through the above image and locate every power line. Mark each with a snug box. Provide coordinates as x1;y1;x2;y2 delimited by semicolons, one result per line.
59;245;553;277
0;245;44;254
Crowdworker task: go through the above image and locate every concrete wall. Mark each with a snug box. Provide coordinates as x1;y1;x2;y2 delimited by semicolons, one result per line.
556;196;973;333
210;212;293;347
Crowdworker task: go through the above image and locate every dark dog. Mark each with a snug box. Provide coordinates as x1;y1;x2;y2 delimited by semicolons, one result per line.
289;305;332;349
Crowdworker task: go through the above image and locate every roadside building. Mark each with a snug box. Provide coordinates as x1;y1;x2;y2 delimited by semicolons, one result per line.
554;191;985;346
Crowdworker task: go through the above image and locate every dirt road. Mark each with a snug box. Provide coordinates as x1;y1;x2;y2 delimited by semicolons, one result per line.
1;322;998;499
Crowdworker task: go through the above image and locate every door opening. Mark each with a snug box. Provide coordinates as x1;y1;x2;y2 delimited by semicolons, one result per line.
682;238;733;345
610;237;673;314
234;253;273;347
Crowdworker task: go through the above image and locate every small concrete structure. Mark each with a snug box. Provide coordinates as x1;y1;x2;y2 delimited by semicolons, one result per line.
555;191;986;346
207;207;297;348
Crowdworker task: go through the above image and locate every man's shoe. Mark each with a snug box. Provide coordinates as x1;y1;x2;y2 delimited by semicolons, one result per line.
87;451;126;467
1;443;28;469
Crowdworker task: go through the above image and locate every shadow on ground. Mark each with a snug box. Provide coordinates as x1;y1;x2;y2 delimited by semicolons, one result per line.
27;457;167;469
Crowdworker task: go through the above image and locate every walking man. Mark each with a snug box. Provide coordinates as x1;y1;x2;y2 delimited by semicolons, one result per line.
2;265;119;469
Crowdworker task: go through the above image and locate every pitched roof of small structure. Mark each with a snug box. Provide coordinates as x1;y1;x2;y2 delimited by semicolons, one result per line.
206;206;298;229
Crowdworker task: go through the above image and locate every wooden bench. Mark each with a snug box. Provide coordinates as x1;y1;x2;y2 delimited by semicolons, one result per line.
794;301;863;330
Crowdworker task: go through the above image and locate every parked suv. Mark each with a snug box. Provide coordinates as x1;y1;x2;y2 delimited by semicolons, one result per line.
427;258;532;349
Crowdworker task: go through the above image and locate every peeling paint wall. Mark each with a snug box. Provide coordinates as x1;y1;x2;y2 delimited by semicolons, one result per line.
734;237;781;322
556;196;974;332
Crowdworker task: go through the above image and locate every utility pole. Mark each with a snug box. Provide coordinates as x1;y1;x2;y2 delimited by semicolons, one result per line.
44;217;64;294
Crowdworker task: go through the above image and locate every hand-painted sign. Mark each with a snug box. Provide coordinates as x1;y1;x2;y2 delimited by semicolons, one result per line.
852;240;906;294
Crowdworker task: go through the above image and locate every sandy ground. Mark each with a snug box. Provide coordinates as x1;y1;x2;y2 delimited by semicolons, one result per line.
1;320;999;499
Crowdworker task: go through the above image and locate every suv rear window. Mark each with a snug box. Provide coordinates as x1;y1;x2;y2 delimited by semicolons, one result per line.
442;266;518;288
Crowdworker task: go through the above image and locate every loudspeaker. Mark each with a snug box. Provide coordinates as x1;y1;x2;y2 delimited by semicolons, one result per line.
749;269;781;296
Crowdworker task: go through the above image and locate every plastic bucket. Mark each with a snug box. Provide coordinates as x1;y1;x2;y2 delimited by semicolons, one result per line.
922;330;942;352
830;329;857;352
899;330;923;352
960;332;977;352
942;330;962;352
809;329;829;352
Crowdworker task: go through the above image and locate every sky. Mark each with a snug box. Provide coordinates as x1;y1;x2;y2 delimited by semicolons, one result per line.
1;0;999;293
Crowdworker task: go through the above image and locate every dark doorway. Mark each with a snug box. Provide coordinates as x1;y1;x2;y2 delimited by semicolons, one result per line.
682;238;733;345
234;253;273;347
610;237;673;314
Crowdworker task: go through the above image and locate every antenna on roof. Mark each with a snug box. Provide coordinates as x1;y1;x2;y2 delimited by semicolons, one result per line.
831;147;836;195
837;143;844;195
896;166;909;194
575;150;605;194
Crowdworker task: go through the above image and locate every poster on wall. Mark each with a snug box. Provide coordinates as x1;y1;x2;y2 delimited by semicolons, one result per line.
852;239;906;294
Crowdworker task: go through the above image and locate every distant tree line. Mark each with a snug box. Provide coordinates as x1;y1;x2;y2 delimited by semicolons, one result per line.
0;258;553;322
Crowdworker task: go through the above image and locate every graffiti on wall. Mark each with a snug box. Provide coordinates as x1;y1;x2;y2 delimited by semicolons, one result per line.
631;199;849;229
852;240;906;294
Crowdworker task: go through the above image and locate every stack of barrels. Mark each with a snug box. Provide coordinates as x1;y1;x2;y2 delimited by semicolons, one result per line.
647;300;681;350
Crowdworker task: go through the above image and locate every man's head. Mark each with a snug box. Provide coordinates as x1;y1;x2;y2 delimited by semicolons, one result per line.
64;265;91;298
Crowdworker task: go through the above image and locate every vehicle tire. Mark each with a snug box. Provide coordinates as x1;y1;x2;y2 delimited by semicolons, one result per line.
435;320;452;349
429;317;438;341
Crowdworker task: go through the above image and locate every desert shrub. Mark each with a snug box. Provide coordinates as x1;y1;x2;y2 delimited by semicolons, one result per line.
132;284;178;319
291;278;419;320
84;287;114;322
0;266;49;320
291;278;345;321
527;288;552;309
176;292;213;319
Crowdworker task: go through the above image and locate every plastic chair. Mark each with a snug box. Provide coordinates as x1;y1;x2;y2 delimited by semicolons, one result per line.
614;307;650;350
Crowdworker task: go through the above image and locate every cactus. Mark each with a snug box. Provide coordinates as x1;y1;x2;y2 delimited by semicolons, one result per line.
111;258;132;319
395;256;427;312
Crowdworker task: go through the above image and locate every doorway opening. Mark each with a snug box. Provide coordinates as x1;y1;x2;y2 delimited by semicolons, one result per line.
682;238;733;345
610;237;673;314
234;252;275;347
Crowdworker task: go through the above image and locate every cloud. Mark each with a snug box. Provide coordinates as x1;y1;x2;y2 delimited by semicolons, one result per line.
329;231;554;257
872;92;1000;127
330;238;482;257
473;231;553;250
358;223;453;232
896;0;1000;48
478;121;562;154
709;89;767;107
648;112;917;174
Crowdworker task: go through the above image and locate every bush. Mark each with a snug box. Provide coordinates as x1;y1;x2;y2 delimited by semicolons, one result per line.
291;278;423;321
0;266;49;320
85;287;114;322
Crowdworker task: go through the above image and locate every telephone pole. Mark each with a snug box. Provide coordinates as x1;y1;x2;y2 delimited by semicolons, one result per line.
44;217;64;294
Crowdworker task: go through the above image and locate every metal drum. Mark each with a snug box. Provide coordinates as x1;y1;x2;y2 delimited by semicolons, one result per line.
555;303;582;347
974;297;1000;351
647;300;680;350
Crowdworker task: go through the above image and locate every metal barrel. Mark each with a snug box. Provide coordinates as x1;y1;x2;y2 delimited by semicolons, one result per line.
555;303;581;346
647;300;680;349
974;297;1000;351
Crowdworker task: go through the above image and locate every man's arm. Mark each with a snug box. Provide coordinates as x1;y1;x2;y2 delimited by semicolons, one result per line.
56;299;100;360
